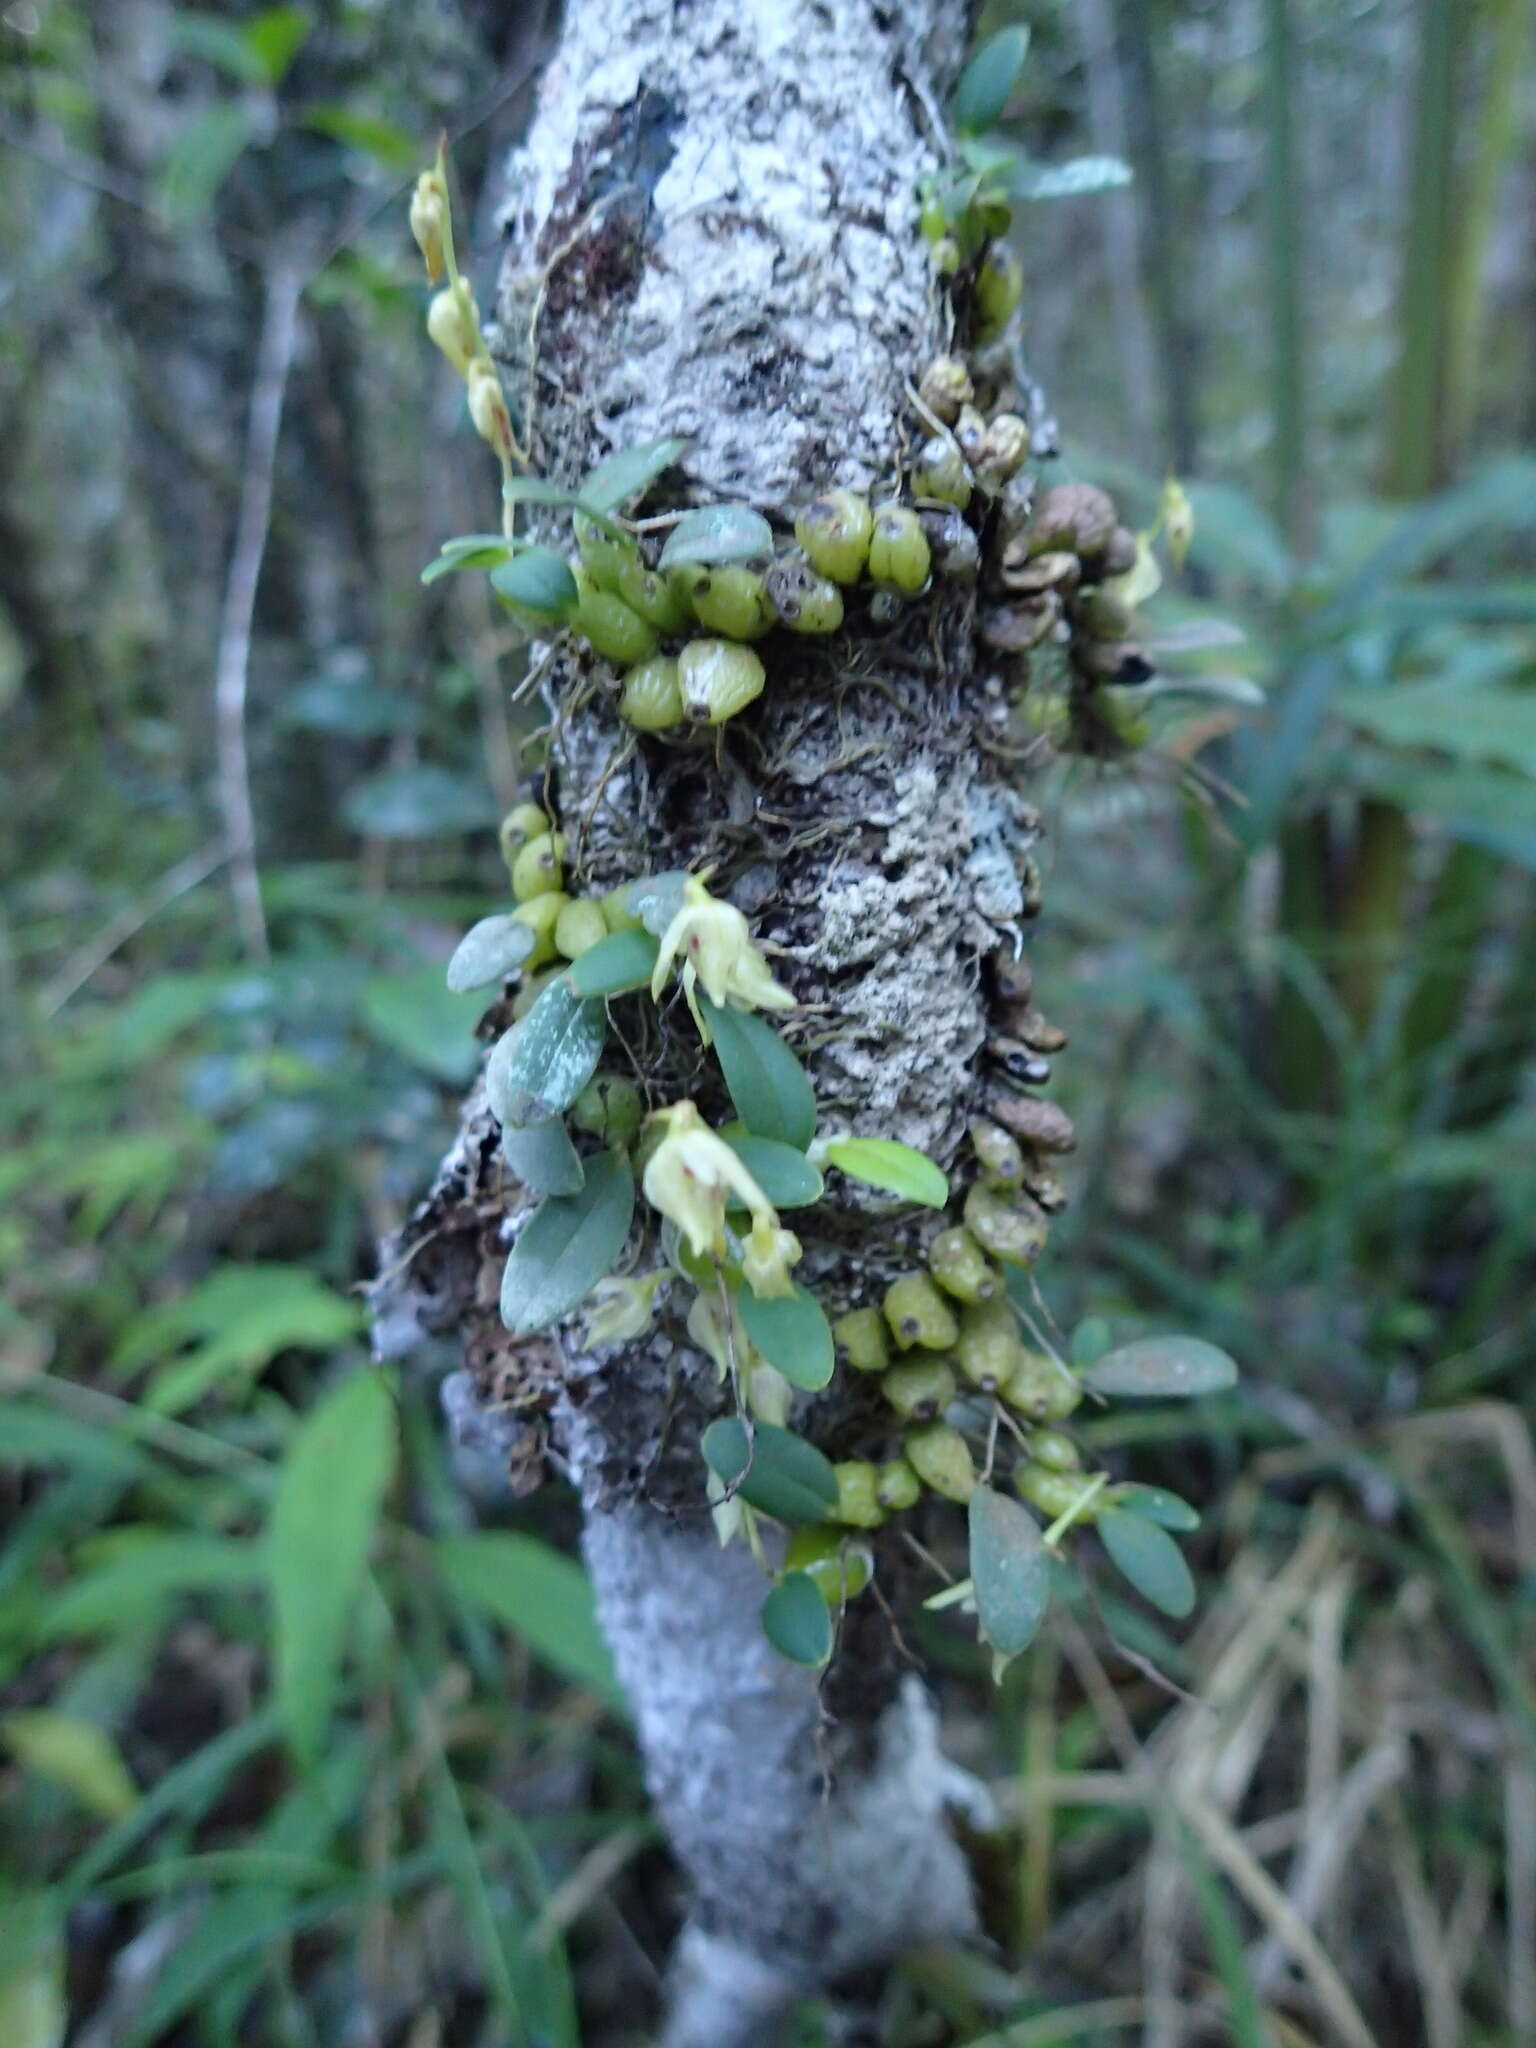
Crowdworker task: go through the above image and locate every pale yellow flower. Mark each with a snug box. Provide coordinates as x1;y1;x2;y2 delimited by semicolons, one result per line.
741;1217;802;1301
642;1103;802;1299
651;875;793;1036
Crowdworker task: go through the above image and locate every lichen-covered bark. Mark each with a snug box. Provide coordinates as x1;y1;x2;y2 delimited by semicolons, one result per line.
372;3;1053;2041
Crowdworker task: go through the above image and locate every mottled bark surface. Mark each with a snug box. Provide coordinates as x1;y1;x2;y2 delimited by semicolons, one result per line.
371;3;1057;2041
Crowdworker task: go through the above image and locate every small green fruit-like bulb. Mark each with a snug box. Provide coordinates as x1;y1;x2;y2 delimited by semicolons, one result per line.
956;1300;1025;1392
965;1181;1050;1267
795;490;874;585
911;434;972;510
510;892;569;971
554;897;608;960
975;243;1024;342
785;1525;872;1601
1001;1351;1083;1423
833;1305;890;1374
867;504;932;595
766;551;845;634
918;190;948;245
613;554;692;632
511;830;566;903
884;1355;958;1421
906;1422;976;1503
1030;1428;1082;1473
686;564;775;641
570;1074;643;1147
1023;1164;1069;1215
1015;1462;1093;1520
917;354;974;425
929;234;962;277
679;638;766;724
919;509;981;585
876;1457;923;1513
600;883;644;934
572;510;639;592
976;413;1032;491
499;800;551;871
882;1272;959;1351
970;1118;1026;1188
619;655;685;732
953;405;988;467
831;1461;887;1530
927;1226;1000;1306
572;583;659;667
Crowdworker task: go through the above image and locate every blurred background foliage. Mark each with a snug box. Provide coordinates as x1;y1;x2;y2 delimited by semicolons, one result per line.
1;0;1533;2044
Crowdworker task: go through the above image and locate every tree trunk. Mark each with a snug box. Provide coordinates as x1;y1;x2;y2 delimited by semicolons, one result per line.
372;3;1058;2040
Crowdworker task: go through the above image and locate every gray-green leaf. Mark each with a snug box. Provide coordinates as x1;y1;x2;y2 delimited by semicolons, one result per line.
581;436;691;514
500;1149;635;1336
721;1135;823;1208
446;913;535;993
485;980;607;1129
761;1571;832;1667
1008;155;1132;201
969;1484;1051;1658
562;927;660;997
737;1281;834;1391
1115;1485;1201;1533
1098;1507;1195;1618
1080;1336;1238;1399
701;1418;838;1524
421;534;512;583
658;504;774;571
501;1117;585;1197
951;25;1030;134
490;547;580;620
699;995;816;1150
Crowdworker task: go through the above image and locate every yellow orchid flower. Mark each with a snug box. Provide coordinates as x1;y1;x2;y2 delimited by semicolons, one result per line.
641;1102;802;1299
651;875;794;1036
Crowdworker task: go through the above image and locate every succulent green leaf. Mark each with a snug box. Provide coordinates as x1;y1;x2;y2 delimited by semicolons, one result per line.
721;1135;823;1209
761;1571;833;1667
698;995;816;1149
446;913;536;993
737;1281;834;1391
1098;1507;1195;1619
500;1149;635;1336
951;25;1031;134
824;1136;947;1209
420;533;513;583
268;1371;397;1764
562;927;660;997
485;980;607;1129
659;504;774;571
1007;154;1133;202
581;436;691;513
501;1117;585;1198
701;1418;839;1525
489;547;580;620
968;1484;1051;1658
622;869;691;936
1115;1485;1201;1533
1080;1336;1238;1400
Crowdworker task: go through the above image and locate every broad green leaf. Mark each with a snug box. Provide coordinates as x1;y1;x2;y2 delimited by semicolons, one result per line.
562;927;660;996
951;25;1030;133
1115;1485;1201;1533
701;1418;838;1525
1080;1336;1238;1400
1;1712;138;1820
501;1116;585;1197
485;980;607;1129
1098;1507;1195;1619
421;533;512;583
761;1572;832;1667
303;107;419;172
698;995;816;1149
156;104;255;220
433;1533;621;1703
1334;678;1536;780
114;1264;364;1416
824;1136;947;1208
721;1135;823;1208
737;1281;834;1390
362;966;486;1081
658;504;774;571
282;674;425;736
1068;1316;1113;1367
1;1407;151;1479
489;547;580;620
499;1149;635;1336
268;1373;396;1763
40;1535;262;1639
581;436;691;513
344;765;499;838
968;1485;1051;1658
624;869;690;935
447;913;536;993
244;6;312;84
1009;154;1132;201
172;7;310;85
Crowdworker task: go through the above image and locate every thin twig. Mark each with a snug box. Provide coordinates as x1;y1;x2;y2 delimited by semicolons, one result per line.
39;839;229;1019
214;262;303;963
